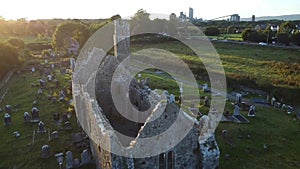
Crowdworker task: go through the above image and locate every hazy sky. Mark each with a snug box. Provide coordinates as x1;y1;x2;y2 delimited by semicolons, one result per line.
1;0;299;20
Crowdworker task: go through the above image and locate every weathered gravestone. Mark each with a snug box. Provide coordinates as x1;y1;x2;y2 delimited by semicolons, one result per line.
64;121;72;130
38;121;46;133
53;113;60;121
66;151;73;169
236;93;242;105
4;113;11;126
81;149;92;165
31;107;40;122
233;104;241;116
248;105;256;117
5;105;12;113
73;158;80;168
24;112;31;123
55;152;64;166
169;94;175;103
41;145;50;159
51;131;59;139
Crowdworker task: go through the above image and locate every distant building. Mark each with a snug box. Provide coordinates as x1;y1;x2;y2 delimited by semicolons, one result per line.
252;15;255;22
270;25;279;31
189;7;194;21
170;13;177;21
179;12;187;22
230;14;240;22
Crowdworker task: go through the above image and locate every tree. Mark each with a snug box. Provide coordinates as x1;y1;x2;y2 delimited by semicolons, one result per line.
241;28;259;42
6;38;25;52
277;33;290;45
131;9;151;34
0;42;20;78
279;21;296;34
277;21;297;45
204;27;220;36
291;31;300;46
52;22;89;51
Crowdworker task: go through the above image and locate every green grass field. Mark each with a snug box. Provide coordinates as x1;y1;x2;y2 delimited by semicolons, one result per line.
0;39;299;169
131;40;300;169
134;56;300;169
0;34;37;44
0;58;94;169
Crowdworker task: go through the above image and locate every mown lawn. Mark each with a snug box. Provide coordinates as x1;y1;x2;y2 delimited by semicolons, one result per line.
131;40;300;169
217;106;300;169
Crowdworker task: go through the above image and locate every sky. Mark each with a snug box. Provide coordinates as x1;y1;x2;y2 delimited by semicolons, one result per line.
0;0;300;20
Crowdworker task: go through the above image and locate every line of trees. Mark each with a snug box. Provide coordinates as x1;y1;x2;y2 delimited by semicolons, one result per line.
0;38;26;79
241;21;300;45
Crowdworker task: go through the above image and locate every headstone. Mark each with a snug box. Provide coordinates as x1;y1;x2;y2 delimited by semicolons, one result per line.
39;79;46;87
55;153;64;166
51;131;59;139
41;145;50;159
236;93;242;104
52;97;57;103
5;105;12;113
233;104;241;116
38;121;46;133
31;67;35;72
13;131;20;137
222;130;227;136
241;102;247;111
73;158;80;168
271;97;276;106
47;75;52;81
62;113;68;122
169;94;175;103
4;113;11;126
248;105;256;117
53;113;60;121
24;112;31;123
38;88;43;95
66;151;74;169
33;100;38;105
64;121;72;130
81;149;92;165
31;107;40;122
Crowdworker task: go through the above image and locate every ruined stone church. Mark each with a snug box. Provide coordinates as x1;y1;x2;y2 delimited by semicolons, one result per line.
73;19;220;169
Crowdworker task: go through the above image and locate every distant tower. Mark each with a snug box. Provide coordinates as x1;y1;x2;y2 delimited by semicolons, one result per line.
189;7;194;21
170;13;177;21
252;15;255;22
179;12;187;22
113;20;130;61
230;14;240;22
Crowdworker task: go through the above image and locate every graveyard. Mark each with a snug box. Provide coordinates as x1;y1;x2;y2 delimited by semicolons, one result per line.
0;20;300;169
0;56;95;168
